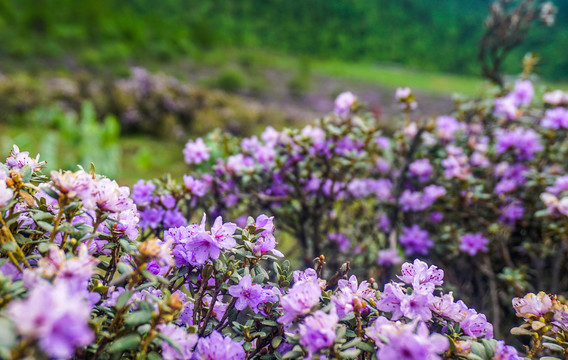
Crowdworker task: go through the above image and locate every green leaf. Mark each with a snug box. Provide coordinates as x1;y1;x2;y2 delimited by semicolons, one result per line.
0;318;16;352
340;348;361;358
20;165;32;182
37;221;54;232
271;336;282;349
106;334;141;353
116;290;134;309
124;310;153;327
542;342;565;352
341;338;361;350
355;341;376;353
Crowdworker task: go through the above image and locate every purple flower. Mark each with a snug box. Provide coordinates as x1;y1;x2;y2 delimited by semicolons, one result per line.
50;170;93;199
8;282;93;359
299;307;338;355
334;91;357;117
547;175;568;194
132;179;155;206
430;293;462;322
157;323;198;360
377;283;406;320
423;185;446;205
494;340;523;360
495;128;543;161
459;233;489;256
278;278;321;324
163;209;186;229
400;291;433;321
0;179;13;207
511;79;534;107
139;207;164;229
194;330;246;360
367;320;448;360
409;159;433;180
500;201;524;224
494;95;518;120
541;107;568;129
183;175;207;197
228;275;265;313
460;309;494;338
328;233;350;252
399;225;433;255
398;259;444;293
435;116;461;141
183;138;210;165
377;249;403;266
544;90;568;106
430;211;444;222
84;178;134;213
6;145;44;171
399;190;424;212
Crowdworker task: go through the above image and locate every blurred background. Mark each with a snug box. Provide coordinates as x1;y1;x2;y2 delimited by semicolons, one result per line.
0;0;565;184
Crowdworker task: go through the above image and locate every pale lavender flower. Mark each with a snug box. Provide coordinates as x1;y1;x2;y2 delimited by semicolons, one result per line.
5;145;44;171
398;259;444;293
409;159;433;180
331;288;354;319
541;107;568;129
377;249;403;266
435;116;462;141
334;91;357;117
8;282;93;359
494;95;518;120
377;283;405;320
547;175;568;194
157;323;198;360
543;90;568;106
183;175;207;197
0;179;13;207
183;138;210;165
261;126;280;144
493;340;523;360
460;309;493;338
430;293;463;322
278;278;321;324
299;307;338;355
194;330;246;360
50;170;93;199
372;321;449;360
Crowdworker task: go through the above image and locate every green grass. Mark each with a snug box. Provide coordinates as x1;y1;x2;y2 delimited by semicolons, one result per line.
176;47;488;97
0;124;188;186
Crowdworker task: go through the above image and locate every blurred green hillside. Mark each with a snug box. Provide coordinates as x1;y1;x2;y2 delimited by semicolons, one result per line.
1;0;565;79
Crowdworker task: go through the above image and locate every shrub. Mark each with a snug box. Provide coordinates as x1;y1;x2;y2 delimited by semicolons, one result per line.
0;146;525;359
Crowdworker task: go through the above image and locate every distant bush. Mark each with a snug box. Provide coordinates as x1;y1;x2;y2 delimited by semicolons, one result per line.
211;66;247;93
0;68;287;139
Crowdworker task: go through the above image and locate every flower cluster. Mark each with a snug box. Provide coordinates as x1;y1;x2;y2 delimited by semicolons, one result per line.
0;144;553;359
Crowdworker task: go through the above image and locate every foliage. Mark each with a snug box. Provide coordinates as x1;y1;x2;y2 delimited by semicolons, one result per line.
0;147;523;359
127;70;568;343
1;0;567;79
0;68;287;139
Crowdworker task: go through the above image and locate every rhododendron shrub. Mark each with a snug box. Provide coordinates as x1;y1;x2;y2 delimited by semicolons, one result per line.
0;147;527;359
156;79;568;337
